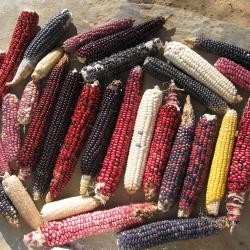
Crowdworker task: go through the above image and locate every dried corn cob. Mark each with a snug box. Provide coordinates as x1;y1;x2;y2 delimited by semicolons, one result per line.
164;41;241;104
143;57;229;114
0;138;9;175
80;80;123;196
117;216;229;250
7;9;71;86
0;50;6;67
206;109;237;216
158;95;195;212
24;203;156;247
81;38;162;81
95;67;143;203
124;86;163;194
2;173;43;229
33;69;82;200
178;114;218;218
18;55;69;181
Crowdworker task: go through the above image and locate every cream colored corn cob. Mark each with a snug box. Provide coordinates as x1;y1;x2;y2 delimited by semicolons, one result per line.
206;109;237;215
124;86;162;194
164;41;242;104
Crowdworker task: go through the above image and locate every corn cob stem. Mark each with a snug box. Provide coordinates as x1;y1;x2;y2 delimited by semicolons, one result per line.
0;138;9;175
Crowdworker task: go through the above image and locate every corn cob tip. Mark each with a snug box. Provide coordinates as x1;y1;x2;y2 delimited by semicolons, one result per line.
203;114;217;121
157;200;172;212
45;192;53;203
4;215;20;229
23;230;44;247
134;204;157;219
77;56;86;64
145;184;157;201
133;65;142;72
58;54;69;65
126;188;138;195
206;201;221;216
182;95;194;125
177;208;191;218
184;37;196;47
94;183;110;205
164;14;174;22
79;175;91;196
92;80;99;86
33;191;42;201
145;38;163;50
235;94;243;103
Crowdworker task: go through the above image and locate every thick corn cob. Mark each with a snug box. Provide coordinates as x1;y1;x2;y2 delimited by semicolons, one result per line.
80;80;123;196
143;57;229;114
0;138;9;175
24;203;156;247
158;96;195;212
95;67;143;203
0;51;6;67
164;41;241;104
124;86;163;194
178;114;218;218
206;109;237;216
81;38;162;81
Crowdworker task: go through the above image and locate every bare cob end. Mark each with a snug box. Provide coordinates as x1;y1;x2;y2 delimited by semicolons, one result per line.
184;37;196;48
80;175;92;196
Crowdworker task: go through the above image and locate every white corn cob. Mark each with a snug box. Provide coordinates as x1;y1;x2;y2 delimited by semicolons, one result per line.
164;41;242;104
124;86;162;194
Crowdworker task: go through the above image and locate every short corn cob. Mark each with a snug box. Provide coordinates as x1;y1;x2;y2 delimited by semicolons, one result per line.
0;51;6;67
33;69;82;200
80;80;123;196
18;55;69;181
143;57;229;114
2;173;43;229
76;17;165;63
158;95;195;212
214;57;250;92
206;109;237;216
81;38;162;81
117;216;229;250
63;18;134;52
0;138;9;175
95;67;143;203
8;9;72;86
124;86;163;194
164;41;242;104
47;81;102;202
178;114;218;218
185;37;250;69
143;82;181;201
23;203;156;247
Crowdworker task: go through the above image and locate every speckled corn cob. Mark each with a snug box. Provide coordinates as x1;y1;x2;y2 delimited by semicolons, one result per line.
0;138;9;175
0;51;6;67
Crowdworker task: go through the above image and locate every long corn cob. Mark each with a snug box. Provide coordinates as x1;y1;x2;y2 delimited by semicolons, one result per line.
178;114;218;218
0;138;9;175
124;86;163;194
158;95;195;212
164;41;242;104
0;51;6;67
23;203;156;247
95;67;143;203
143;57;229;114
206;109;237;216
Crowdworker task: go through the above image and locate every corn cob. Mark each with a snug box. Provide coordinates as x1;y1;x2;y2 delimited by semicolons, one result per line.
214;57;250;92
143;57;229;114
117;216;229;250
164;41;242;104
23;203;156;247
33;69;82;200
124;86;163;194
226;99;250;231
2;173;43;229
46;81;102;202
158;95;195;212
81;38;162;81
18;55;69;181
185;37;250;69
0;138;9;175
178;114;218;218
80;80;123;196
206;109;237;216
7;9;72;87
95;67;143;203
0;51;6;67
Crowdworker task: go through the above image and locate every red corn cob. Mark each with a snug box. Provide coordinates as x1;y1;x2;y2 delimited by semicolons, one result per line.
0;138;9;175
0;51;6;67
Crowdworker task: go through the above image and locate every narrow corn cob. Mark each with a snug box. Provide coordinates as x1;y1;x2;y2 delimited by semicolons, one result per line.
33;69;82;200
214;57;250;92
80;80;123;196
95;67;143;203
63;17;134;52
158;95;195;212
23;203;156;247
47;81;102;202
124;86;163;194
0;138;9;175
0;51;6;67
2;173;43;229
18;55;69;181
7;9;72;86
206;109;237;216
164;41;242;104
143;82;181;201
81;38;162;81
117;216;229;250
178;114;218;218
143;57;229;114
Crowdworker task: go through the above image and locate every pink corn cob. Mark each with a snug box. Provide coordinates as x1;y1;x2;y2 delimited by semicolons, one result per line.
0;51;6;67
0;138;9;175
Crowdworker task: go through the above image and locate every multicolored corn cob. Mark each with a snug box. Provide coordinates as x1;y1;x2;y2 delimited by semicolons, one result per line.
178;114;218;218
0;138;9;175
158;95;195;212
206;109;237;216
0;51;6;67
